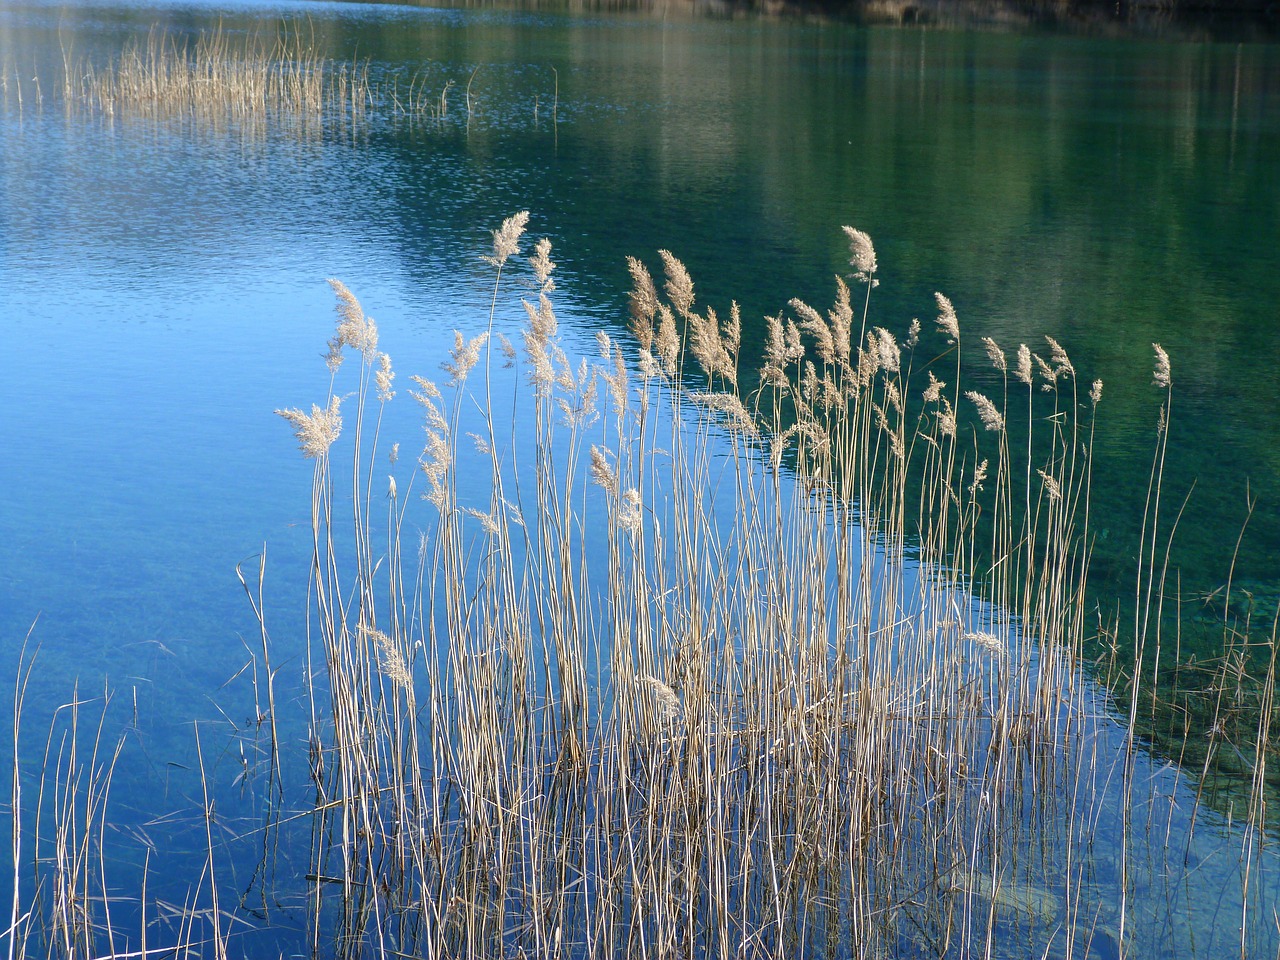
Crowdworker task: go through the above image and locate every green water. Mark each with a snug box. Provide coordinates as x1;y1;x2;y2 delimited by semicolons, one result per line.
1;0;1278;956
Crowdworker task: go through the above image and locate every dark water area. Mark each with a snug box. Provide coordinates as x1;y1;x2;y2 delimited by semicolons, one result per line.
1;0;1278;955
374;0;1280;43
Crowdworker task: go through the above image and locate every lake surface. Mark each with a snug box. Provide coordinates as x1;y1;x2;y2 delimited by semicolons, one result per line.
1;0;1278;956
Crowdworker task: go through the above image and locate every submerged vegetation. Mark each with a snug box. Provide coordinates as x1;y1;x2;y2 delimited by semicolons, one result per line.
6;215;1276;958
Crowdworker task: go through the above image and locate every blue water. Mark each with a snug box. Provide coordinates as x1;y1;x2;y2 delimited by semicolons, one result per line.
2;1;1279;955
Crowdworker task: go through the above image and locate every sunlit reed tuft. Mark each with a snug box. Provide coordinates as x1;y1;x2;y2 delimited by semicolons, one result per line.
1153;342;1172;388
275;396;342;458
843;224;878;283
935;291;960;342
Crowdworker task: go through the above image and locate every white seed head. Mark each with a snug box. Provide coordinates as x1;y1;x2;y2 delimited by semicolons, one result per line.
842;226;877;283
1152;343;1171;389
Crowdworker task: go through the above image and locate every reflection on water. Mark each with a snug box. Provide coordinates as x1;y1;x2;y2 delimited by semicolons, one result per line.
1;0;1278;956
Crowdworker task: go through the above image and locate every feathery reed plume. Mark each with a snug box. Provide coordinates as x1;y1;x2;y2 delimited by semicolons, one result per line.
328;278;379;360
1090;379;1103;406
654;304;680;377
922;371;946;404
618;487;643;535
937;396;957;437
1037;468;1063;502
626;256;659;351
363;624;412;690
324;335;344;373
1034;352;1061;391
935;292;960;343
760;314;789;388
589;444;618;493
830;278;855;361
443;330;488;386
485;210;530;267
791;298;833;365
462;505;500;534
843;225;877;283
375;353;395;403
1152;343;1171;388
965;390;1004;432
873;326;901;374
724;300;742;357
964;630;1005;660
410;376;450;507
658;249;695;318
1015;343;1033;385
529;236;555;291
687;305;735;380
522;294;558;389
276;396;342;458
1045;335;1075;379
970;458;988;495
982;336;1006;373
689;392;758;435
602;342;629;414
498;333;517;367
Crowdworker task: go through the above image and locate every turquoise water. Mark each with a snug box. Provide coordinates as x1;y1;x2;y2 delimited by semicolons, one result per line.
1;1;1278;955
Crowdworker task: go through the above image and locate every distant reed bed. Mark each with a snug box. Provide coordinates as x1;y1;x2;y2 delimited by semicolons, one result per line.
0;26;371;125
5;216;1276;959
94;27;366;123
4;26;549;130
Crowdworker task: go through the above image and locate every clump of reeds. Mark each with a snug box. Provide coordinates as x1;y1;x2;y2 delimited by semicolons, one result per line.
10;31;559;132
257;212;1145;960
5;215;1275;958
55;26;369;126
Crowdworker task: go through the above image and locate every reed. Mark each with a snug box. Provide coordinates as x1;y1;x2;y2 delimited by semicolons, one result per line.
5;216;1274;958
256;214;1167;959
52;26;370;125
5;639;229;960
9;30;567;134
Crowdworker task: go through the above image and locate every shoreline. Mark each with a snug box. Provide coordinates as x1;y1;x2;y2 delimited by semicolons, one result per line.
405;0;1280;41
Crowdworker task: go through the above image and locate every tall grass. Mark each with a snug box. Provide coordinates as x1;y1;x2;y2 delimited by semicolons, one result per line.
50;26;370;126
4;216;1275;958
2;26;560;131
259;214;1163;958
6;635;230;960
8;27;555;130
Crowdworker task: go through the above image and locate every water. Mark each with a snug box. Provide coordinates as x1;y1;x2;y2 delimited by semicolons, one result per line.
1;1;1278;956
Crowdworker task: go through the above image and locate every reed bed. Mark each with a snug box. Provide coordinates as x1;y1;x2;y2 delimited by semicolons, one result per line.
49;27;371;126
8;29;552;131
5;217;1276;959
256;215;1155;959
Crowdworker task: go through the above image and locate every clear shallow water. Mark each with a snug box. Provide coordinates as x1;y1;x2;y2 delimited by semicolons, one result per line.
1;0;1278;955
